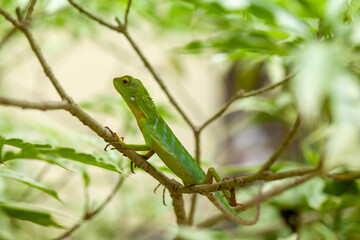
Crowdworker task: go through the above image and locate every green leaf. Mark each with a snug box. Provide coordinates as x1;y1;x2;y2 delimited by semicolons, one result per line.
249;0;310;37
0;169;60;201
303;178;327;210
270;178;328;209
1;138;123;173
292;41;343;122
311;222;338;240
325;124;360;171
0;201;64;228
43;147;122;173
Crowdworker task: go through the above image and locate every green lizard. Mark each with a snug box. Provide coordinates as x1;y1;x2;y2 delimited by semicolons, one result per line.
110;75;260;225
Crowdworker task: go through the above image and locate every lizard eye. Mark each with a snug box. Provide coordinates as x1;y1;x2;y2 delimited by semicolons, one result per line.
122;78;129;85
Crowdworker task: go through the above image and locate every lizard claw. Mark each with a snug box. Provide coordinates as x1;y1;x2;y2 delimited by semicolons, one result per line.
153;183;167;206
104;126;126;151
130;161;137;174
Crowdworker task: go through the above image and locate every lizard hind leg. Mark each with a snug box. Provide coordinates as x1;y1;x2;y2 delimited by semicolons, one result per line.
202;168;242;208
202;168;231;198
222;177;246;208
129;150;155;174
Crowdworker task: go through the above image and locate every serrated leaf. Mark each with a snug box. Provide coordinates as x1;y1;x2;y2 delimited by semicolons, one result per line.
42;147;122;173
0;201;64;228
2;149;74;172
0;169;60;201
1;138;122;173
5;138;51;150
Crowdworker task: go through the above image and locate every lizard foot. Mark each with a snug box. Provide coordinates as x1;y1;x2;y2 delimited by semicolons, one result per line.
104;126;125;151
222;177;246;208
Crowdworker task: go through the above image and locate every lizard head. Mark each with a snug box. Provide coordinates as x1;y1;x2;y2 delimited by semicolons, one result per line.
113;75;156;118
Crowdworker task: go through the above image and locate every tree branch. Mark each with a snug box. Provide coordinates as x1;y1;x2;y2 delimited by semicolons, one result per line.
67;0;195;130
68;0;120;31
0;6;72;101
0;27;17;51
170;191;187;225
24;0;37;24
0;3;179;193
0;97;69;110
197;173;317;228
21;27;71;101
124;0;132;29
54;177;125;240
187;194;197;225
326;171;360;180
199;73;293;131
0;7;22;28
259;115;301;172
179;166;318;194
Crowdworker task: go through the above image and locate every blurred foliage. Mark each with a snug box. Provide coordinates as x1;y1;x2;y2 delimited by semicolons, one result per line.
1;0;360;239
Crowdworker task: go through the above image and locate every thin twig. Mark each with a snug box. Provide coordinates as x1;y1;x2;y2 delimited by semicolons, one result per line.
68;0;120;31
66;104;178;191
0;4;178;193
259;115;301;172
54;177;125;240
67;0;195;130
21;28;72;101
17;164;52;201
179;166;318;194
82;182;90;219
15;7;23;22
1;3;185;232
124;0;132;29
188;127;202;224
0;5;71;101
326;171;360;180
197;173;317;228
0;7;22;28
187;194;197;225
24;0;37;24
124;30;195;129
0;27;17;51
199;73;293;132
0;97;69;110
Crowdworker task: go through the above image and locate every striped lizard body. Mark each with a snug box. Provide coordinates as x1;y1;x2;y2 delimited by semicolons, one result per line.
112;75;260;225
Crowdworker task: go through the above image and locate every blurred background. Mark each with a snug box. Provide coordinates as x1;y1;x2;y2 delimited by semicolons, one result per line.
1;0;360;239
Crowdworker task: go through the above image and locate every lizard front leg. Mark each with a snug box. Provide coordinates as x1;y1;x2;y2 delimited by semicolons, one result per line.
104;126;153;173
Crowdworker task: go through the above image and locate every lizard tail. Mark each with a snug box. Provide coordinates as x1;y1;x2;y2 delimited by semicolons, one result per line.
205;187;262;226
